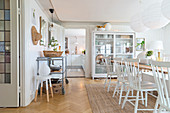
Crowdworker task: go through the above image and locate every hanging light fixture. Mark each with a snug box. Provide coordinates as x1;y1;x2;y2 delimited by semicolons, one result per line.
130;0;149;32
130;13;149;32
49;9;54;31
74;36;79;45
142;2;169;29
161;0;170;20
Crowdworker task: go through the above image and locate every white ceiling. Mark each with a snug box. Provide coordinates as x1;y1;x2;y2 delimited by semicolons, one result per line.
37;0;161;23
65;29;86;37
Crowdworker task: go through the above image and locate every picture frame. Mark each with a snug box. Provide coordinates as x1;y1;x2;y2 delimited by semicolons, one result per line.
136;38;146;51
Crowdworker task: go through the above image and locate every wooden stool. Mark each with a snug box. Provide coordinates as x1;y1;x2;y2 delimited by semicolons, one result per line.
34;76;53;102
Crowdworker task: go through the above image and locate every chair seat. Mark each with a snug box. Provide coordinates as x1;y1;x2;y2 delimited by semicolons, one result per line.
36;75;51;80
131;81;157;91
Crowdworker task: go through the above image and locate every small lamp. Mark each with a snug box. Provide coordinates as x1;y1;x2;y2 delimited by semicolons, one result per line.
149;41;164;61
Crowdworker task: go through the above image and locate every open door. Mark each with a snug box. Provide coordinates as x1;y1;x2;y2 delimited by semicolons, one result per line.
0;0;20;107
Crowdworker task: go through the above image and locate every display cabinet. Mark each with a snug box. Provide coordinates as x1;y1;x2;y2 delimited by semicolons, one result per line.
92;31;135;79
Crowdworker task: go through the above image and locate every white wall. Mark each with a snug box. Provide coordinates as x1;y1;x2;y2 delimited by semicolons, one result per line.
21;0;65;106
162;23;170;55
21;0;49;106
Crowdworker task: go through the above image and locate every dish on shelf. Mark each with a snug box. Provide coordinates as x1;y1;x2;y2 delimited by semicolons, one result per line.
97;28;105;31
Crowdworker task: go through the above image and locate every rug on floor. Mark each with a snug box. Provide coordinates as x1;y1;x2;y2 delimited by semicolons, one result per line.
85;84;157;113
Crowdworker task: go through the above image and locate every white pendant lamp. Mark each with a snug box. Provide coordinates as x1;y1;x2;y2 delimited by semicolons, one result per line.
130;13;149;32
142;2;169;29
161;0;170;20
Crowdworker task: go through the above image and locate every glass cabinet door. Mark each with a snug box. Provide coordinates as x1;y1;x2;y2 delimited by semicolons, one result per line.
95;34;114;74
0;0;11;84
115;34;134;58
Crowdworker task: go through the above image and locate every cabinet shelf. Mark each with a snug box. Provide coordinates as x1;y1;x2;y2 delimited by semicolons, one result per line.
96;65;112;67
116;53;133;55
96;38;113;40
116;46;133;48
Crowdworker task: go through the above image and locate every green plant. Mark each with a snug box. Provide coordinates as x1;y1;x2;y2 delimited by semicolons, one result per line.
82;50;86;54
40;40;44;46
135;41;145;49
146;51;153;56
48;37;58;51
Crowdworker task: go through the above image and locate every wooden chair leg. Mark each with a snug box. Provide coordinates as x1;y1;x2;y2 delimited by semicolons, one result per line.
34;80;39;102
40;81;43;97
46;80;49;102
49;79;53;97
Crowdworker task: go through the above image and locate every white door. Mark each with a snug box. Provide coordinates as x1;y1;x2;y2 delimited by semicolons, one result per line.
0;0;19;107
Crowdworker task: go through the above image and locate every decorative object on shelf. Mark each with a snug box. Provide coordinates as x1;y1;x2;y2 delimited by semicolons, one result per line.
96;54;104;64
49;9;54;31
135;38;145;51
31;8;36;25
130;13;149;32
96;26;105;31
43;51;63;57
149;41;164;61
142;2;169;29
48;37;58;51
104;23;112;31
161;0;170;20
31;26;42;45
120;35;130;39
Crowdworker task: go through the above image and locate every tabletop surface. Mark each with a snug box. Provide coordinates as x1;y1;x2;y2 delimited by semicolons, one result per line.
111;60;168;74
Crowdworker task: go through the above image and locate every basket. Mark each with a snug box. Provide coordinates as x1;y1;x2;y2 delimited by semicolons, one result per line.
43;51;63;57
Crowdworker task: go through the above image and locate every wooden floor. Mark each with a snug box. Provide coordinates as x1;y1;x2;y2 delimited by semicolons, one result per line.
0;78;106;113
67;69;85;78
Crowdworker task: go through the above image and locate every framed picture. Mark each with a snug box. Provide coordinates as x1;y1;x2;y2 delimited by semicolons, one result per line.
136;38;145;51
31;8;36;25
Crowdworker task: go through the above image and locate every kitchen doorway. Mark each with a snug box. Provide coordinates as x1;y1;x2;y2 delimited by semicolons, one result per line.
65;29;86;78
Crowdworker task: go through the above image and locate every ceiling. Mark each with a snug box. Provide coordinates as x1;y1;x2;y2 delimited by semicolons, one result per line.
37;0;161;23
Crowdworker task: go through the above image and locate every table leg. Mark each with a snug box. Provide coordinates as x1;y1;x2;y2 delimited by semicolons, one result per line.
65;56;69;84
37;60;39;75
62;58;65;95
62;73;65;95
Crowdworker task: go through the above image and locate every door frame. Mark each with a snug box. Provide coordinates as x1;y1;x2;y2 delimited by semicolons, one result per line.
64;27;88;77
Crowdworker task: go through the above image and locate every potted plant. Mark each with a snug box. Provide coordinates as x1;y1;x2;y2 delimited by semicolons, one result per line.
146;50;153;59
48;37;58;51
82;50;86;54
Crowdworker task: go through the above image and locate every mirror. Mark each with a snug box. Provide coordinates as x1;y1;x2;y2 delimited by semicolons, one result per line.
39;16;48;46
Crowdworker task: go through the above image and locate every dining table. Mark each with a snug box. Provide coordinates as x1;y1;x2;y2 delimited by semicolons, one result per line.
111;60;168;74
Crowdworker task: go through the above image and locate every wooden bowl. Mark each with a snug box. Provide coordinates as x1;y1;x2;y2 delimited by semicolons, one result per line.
43;51;63;57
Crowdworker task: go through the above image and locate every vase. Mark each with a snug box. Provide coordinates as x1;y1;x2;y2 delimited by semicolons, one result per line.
104;23;112;31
